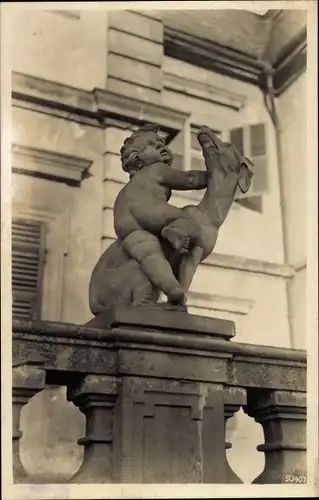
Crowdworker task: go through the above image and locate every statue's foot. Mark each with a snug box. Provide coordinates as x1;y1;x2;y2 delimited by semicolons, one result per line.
133;298;159;308
167;285;185;303
161;227;190;254
160;302;188;313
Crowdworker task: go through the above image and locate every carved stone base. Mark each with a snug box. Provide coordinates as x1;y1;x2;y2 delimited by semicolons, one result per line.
84;306;235;341
112;378;227;483
69;309;236;483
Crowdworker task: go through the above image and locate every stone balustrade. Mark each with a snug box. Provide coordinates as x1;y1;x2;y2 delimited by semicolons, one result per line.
12;310;307;484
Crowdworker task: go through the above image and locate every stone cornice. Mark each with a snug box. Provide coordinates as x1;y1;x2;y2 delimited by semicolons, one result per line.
12;72;190;144
93;88;190;142
164;27;264;88
187;291;254;316
164;26;307;96
204;253;295;279
12;144;93;186
273;28;307;96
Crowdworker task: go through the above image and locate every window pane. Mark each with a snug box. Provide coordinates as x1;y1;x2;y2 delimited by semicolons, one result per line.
251;156;268;192
230;128;244;155
250;124;266;156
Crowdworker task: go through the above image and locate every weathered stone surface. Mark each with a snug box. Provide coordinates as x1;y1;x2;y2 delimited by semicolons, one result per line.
85;306;235;340
13;319;307;389
67;375;119;483
12;319;307;484
244;389;307;484
111;377;226;483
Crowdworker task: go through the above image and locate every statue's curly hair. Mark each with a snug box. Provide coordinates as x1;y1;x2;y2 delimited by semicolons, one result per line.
120;124;161;173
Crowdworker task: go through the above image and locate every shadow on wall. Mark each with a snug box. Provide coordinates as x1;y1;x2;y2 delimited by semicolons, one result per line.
20;388;264;483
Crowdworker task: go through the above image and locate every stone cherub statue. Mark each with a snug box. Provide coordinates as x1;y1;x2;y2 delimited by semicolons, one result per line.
89;124;254;314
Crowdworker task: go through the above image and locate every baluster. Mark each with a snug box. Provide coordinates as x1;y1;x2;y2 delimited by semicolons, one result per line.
244;389;307;484
67;374;119;483
224;386;246;483
12;362;45;483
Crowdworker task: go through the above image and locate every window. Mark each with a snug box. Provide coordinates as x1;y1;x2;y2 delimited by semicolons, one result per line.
12;219;47;320
228;123;268;198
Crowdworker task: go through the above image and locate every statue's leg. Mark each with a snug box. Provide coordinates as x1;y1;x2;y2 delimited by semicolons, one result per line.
132;283;159;307
177;245;204;294
161;216;199;255
121;230;185;304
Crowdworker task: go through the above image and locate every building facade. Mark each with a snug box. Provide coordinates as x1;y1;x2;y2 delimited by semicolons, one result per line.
10;7;307;483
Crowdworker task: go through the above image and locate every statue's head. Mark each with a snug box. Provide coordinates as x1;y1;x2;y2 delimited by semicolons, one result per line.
120;124;173;175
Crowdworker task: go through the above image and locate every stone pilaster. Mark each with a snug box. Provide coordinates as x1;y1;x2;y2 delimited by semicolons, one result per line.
12;362;46;483
107;10;164;103
244;389;307;484
67;374;119;483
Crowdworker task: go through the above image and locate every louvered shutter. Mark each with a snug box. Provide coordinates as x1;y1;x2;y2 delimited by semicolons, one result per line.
249;123;268;194
12;219;46;320
230;123;268;198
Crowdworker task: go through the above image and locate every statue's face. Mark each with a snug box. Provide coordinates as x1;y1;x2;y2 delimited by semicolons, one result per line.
131;132;173;167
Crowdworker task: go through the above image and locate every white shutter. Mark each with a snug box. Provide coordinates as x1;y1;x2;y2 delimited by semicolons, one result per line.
229;123;268;199
12;219;46;320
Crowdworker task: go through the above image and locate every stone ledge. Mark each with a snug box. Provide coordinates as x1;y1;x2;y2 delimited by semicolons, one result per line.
12;319;306;363
12;72;190;142
204;253;295;278
84;307;235;340
12;144;93;185
187;291;254;316
163;71;247;111
12;319;306;391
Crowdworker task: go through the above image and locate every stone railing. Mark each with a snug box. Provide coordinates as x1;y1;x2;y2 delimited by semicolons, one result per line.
12;311;307;485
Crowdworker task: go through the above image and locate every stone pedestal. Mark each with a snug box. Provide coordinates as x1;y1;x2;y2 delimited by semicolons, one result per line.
85;307;235;341
76;307;236;483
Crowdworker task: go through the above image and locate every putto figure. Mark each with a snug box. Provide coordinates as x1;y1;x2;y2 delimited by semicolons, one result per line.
114;124;207;306
89;124;254;314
